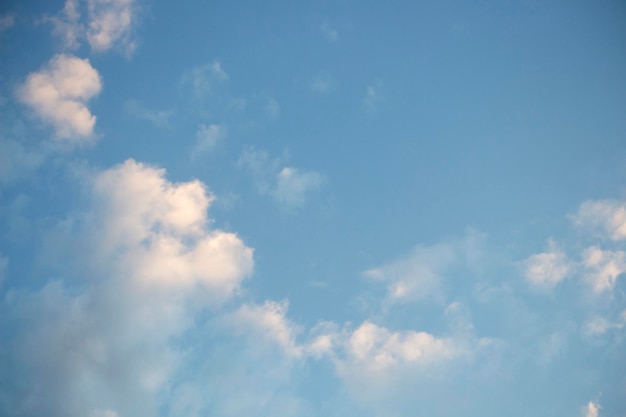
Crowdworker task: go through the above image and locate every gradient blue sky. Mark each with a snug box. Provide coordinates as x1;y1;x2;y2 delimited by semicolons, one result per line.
1;1;626;416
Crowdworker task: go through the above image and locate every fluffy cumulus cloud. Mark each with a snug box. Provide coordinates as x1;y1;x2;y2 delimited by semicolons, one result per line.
317;316;499;417
0;160;254;417
17;54;102;142
90;159;254;297
227;301;482;391
238;147;324;209
572;199;626;241
523;239;573;290
344;321;458;371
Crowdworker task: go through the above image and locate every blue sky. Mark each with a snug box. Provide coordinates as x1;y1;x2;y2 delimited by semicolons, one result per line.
1;0;626;416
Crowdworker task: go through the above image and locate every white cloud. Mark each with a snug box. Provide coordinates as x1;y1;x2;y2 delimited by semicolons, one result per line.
123;99;173;128
86;0;137;54
572;199;626;241
523;239;573;290
17;54;102;143
0;159;255;416
229;303;474;373
238;147;324;209
363;232;484;303
583;400;601;417
345;321;458;372
92;159;254;297
581;246;626;293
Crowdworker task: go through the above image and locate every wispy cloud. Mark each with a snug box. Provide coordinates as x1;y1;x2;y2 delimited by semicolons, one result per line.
191;123;225;158
362;82;384;113
180;60;229;99
46;0;82;49
123;99;173;128
363;231;485;304
310;74;333;94
238;147;324;209
17;54;102;143
264;98;280;121
274;167;323;207
46;0;139;55
320;20;338;42
581;246;626;293
571;199;626;241
582;310;626;337
230;300;304;358
86;0;138;54
0;13;15;34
